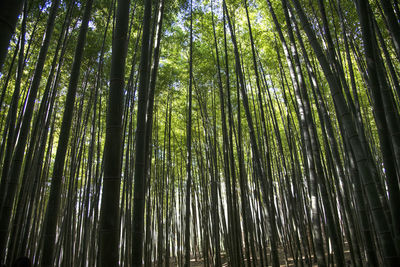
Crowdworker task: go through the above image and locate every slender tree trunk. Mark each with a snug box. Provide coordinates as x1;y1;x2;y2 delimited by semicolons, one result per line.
210;3;222;266
291;0;400;265
98;0;130;266
0;4;27;213
0;0;25;72
184;1;193;265
355;0;400;255
0;1;60;262
131;0;153;265
379;0;400;59
40;1;94;265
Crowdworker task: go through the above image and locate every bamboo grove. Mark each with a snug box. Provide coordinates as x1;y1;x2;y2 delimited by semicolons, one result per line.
0;0;400;266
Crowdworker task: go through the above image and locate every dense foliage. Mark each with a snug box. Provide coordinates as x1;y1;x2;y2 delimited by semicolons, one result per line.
0;0;400;266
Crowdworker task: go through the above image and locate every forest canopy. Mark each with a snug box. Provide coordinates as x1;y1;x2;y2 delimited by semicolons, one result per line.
0;0;400;266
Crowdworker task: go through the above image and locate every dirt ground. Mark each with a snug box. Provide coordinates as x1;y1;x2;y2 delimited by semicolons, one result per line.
166;248;352;266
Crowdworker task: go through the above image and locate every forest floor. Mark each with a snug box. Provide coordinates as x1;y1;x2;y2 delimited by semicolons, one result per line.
188;255;351;266
184;248;352;266
169;254;308;266
188;256;305;266
165;242;352;266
